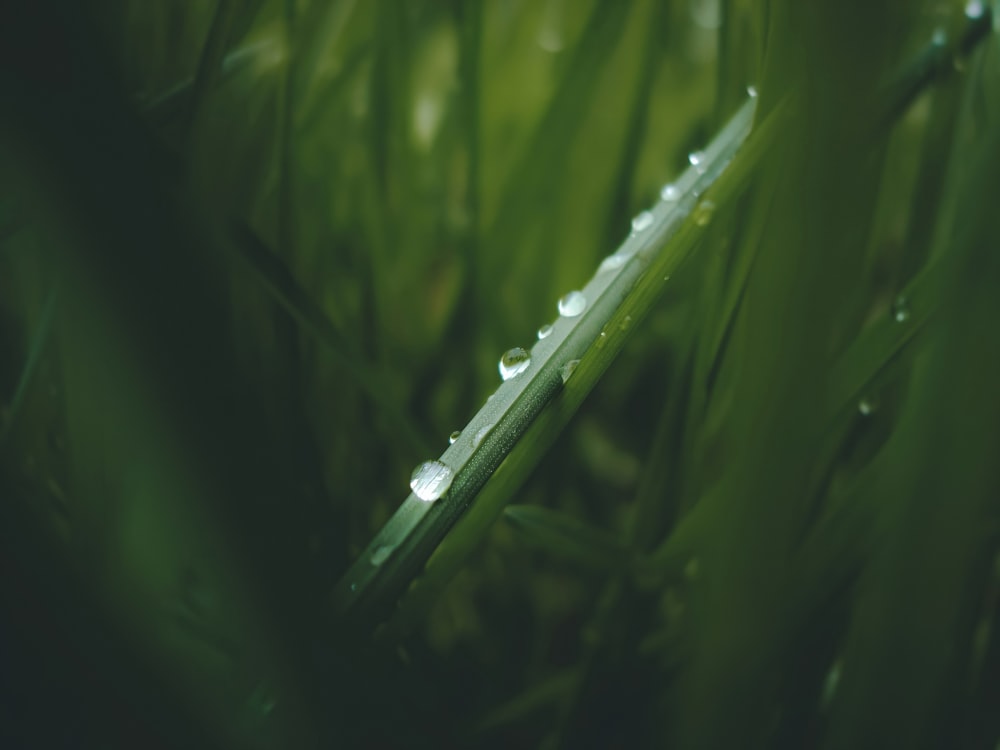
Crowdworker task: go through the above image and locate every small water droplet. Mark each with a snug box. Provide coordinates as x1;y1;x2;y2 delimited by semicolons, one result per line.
537;323;553;340
599;253;628;273
409;460;454;502
892;294;910;323
596;331;608;349
558;290;587;317
560;359;580;384
499;347;531;380
693;200;716;226
631;210;654;233
931;27;948;47
688;150;707;172
965;0;985;19
858;398;875;416
472;423;494;448
448;430;461;444
746;84;758;98
619;315;632;332
660;183;680;201
371;545;394;566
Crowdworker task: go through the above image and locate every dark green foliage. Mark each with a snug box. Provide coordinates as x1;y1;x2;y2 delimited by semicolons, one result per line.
1;1;998;749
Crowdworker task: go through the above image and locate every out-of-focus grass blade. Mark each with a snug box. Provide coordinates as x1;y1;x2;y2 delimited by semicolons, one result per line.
503;504;630;572
0;285;57;444
183;0;241;143
469;669;579;735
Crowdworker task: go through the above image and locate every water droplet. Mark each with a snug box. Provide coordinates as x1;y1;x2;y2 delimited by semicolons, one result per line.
560;359;580;384
619;315;633;332
537;323;553;340
693;200;716;226
688;150;707;172
472;423;494;448
499;347;531;380
448;430;461;444
371;545;394;566
409;460;454;502
965;0;985;19
631;210;654;233
350;582;357;592
858;398;875;416
892;295;910;323
660;183;680;201
746;84;758;98
596;331;608;349
599;253;628;273
931;27;947;47
558;291;586;317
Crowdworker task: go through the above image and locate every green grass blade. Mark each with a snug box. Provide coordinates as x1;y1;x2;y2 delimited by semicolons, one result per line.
503;504;630;572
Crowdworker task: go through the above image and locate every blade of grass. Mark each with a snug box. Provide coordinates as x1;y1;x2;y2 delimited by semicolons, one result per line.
503;504;631;572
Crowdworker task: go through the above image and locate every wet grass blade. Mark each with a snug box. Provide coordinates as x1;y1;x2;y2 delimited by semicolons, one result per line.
503;504;630;572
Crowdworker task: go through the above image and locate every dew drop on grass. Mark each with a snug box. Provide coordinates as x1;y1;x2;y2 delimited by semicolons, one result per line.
499;347;531;380
688;150;707;172
892;294;910;323
660;183;680;201
631;210;654;233
858;398;875;416
599;253;627;273
409;460;454;501
473;423;494;448
619;315;633;332
596;331;608;349
537;323;553;340
558;291;586;317
965;0;985;19
693;200;716;226
448;430;461;444
560;359;580;384
931;27;947;47
371;545;394;566
746;84;758;98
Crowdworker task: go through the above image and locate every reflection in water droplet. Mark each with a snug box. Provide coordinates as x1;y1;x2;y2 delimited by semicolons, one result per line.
858;398;875;416
448;430;461;444
473;423;494;448
558;291;587;317
747;84;758;98
631;210;654;233
892;295;910;323
965;0;985;19
537;323;553;340
688;150;707;172
599;253;628;274
499;347;531;380
660;183;680;201
409;460;454;501
371;545;394;566
693;200;716;226
560;359;580;384
619;315;633;332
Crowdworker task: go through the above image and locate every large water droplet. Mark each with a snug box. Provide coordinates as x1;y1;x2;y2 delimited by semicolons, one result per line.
499;347;531;380
537;323;553;340
693;200;716;226
965;0;985;19
448;430;461;444
660;183;680;201
371;545;394;566
599;253;628;274
892;294;910;323
560;359;580;384
409;460;454;501
688;150;707;172
558;291;586;317
473;423;494;448
631;210;654;233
